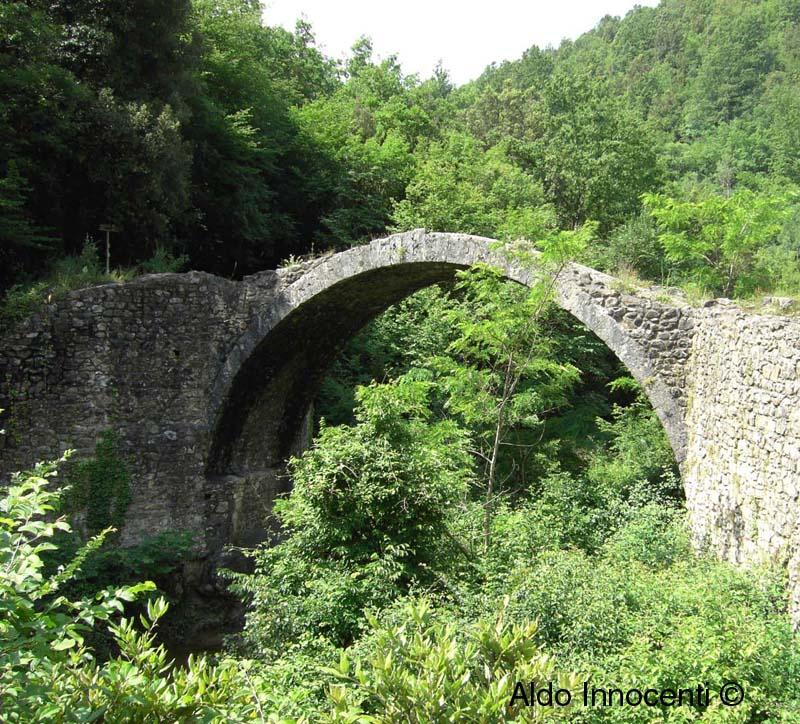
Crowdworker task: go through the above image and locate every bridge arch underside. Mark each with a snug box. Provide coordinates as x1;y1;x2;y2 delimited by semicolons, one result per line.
207;261;466;477
203;243;688;549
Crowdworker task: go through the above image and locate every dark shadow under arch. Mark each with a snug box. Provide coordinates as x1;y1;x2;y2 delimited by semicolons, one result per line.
207;261;467;475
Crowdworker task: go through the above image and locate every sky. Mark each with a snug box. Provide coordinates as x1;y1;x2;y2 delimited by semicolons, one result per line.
262;0;661;85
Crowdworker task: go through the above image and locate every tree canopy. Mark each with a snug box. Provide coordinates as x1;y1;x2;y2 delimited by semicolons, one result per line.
3;0;800;302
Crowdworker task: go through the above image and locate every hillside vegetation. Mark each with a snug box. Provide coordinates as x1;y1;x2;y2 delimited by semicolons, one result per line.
2;0;800;298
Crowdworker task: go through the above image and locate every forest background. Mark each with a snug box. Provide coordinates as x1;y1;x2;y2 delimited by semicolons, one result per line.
3;0;800;302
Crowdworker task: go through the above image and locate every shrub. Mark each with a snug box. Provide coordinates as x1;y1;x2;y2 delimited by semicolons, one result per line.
139;247;189;274
321;597;581;722
495;507;800;721
228;377;475;655
0;455;274;721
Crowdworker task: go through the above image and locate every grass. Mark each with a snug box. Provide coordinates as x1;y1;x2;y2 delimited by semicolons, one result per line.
610;266;648;295
277;253;305;271
1;242;187;328
739;291;800;317
606;262;800;312
277;246;330;272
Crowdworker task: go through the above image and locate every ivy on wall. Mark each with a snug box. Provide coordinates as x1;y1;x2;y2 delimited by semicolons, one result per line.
66;431;132;536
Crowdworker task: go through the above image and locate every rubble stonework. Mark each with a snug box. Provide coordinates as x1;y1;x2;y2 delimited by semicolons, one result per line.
1;230;798;611
682;304;800;609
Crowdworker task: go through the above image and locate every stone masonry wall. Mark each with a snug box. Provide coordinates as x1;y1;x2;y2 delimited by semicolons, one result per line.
552;263;695;463
682;302;800;610
0;232;694;556
0;271;277;550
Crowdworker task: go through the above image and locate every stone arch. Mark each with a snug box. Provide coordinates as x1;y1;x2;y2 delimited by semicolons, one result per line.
206;230;692;492
6;229;800;615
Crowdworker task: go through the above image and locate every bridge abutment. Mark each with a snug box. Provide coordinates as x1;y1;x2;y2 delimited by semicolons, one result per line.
682;303;800;609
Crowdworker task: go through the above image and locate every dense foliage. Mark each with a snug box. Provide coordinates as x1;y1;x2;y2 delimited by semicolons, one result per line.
3;0;800;305
220;264;798;721
0;457;268;721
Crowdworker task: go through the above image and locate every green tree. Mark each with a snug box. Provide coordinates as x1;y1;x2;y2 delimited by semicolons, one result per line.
644;188;797;296
0;161;54;253
229;377;474;655
424;232;592;551
520;72;663;231
182;0;302;274
293;43;421;248
686;0;775;129
82;90;190;263
0;1;83;287
46;0;198;108
392;133;555;239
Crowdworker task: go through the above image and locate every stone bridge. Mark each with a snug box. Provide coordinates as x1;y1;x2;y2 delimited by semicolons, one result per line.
1;230;800;608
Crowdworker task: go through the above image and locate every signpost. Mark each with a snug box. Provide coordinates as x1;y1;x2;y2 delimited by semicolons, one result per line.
98;224;118;274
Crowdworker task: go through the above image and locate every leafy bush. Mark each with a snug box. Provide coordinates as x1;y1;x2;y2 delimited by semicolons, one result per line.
45;530;195;605
644;189;797;297
228;377;475;656
0;455;276;721
0;455;149;717
139;247;189;274
488;507;800;721
284;379;472;561
590;212;666;280
322;597;580;722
